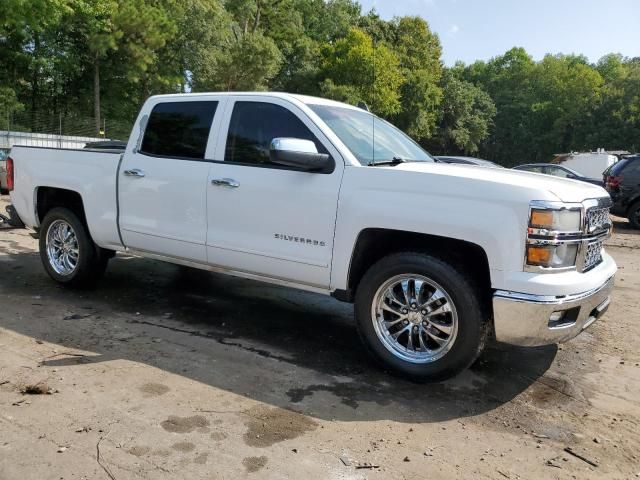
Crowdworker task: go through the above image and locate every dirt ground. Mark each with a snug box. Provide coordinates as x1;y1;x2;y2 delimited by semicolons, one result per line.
0;195;639;480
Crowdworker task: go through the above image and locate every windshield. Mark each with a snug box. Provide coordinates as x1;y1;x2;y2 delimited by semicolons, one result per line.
309;104;434;165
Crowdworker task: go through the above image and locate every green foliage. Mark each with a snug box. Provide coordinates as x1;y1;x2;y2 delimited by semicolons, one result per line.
320;28;404;116
0;87;24;129
197;30;282;91
386;16;443;140
0;1;638;162
431;69;496;154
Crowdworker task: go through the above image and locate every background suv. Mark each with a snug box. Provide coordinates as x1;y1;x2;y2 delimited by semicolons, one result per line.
604;155;640;228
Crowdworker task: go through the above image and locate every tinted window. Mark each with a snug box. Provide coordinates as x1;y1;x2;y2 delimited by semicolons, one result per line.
225;102;326;166
624;159;640;176
141;101;218;159
609;158;631;175
519;165;544;173
547;166;573;178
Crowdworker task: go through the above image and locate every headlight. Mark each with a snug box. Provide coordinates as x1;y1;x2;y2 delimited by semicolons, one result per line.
530;208;581;232
525;202;583;271
526;243;579;268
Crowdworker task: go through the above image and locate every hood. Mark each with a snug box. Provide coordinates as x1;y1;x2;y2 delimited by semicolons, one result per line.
392;162;608;203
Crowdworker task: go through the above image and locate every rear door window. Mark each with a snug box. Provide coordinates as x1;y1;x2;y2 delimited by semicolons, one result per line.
141;101;218;159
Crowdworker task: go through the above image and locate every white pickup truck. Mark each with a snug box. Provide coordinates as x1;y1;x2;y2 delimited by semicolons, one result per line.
7;92;616;381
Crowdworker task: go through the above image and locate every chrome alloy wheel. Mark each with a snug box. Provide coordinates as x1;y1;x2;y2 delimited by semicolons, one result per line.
371;274;459;363
46;219;79;276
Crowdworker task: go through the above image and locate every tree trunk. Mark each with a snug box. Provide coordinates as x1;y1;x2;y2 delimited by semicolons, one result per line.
252;0;261;32
94;55;101;136
30;33;40;132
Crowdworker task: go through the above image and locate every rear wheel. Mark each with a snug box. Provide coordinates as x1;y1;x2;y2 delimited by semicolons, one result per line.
355;252;488;382
628;200;640;230
39;207;109;287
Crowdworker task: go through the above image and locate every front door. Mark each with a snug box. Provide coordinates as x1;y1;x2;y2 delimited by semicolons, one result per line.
119;99;221;262
206;97;344;288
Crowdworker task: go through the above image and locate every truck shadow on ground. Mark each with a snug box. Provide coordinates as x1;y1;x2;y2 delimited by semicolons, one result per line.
0;249;557;423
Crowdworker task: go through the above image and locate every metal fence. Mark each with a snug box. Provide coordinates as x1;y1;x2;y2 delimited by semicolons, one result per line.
0;111;130;149
0;130;107;150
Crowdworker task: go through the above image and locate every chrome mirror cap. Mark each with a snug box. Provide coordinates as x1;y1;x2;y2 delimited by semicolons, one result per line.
270;137;318;154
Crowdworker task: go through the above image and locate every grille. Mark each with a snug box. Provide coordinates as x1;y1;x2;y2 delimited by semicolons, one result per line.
583;240;603;272
586;207;610;233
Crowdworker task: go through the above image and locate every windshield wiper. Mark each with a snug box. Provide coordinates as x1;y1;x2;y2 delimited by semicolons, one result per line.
368;156;407;166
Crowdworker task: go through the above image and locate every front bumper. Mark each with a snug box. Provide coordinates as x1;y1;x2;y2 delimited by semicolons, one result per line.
493;275;614;346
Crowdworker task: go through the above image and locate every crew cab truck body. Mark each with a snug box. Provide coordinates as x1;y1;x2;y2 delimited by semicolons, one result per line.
8;92;617;380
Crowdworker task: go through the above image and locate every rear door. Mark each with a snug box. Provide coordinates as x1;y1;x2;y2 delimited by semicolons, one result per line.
119;98;223;262
205;97;344;289
621;160;640;204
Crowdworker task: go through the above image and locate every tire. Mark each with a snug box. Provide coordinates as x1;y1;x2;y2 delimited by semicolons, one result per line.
628;200;640;230
39;207;109;287
354;252;488;382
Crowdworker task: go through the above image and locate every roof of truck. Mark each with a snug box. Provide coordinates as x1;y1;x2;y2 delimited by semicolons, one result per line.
147;92;362;110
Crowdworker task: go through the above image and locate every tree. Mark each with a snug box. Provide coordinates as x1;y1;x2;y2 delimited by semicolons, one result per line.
587;57;640;151
529;54;603;157
432;69;496;154
0;87;24;129
462;48;538;165
197;30;282;91
191;0;282;91
386;16;443;140
320;28;404;116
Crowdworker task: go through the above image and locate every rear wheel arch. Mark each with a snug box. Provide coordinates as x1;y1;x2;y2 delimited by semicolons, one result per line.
35;186;113;260
36;187;87;228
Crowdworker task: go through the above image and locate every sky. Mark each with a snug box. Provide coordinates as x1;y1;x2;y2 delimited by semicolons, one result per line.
359;0;640;65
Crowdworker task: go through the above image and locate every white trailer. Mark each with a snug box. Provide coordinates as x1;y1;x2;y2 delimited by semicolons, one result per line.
556;151;618;178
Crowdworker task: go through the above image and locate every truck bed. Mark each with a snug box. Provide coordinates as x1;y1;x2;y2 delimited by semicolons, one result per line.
9;146;124;250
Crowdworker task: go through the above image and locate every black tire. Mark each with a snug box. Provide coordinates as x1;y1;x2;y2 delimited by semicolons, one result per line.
628;200;640;230
39;207;109;287
354;252;489;382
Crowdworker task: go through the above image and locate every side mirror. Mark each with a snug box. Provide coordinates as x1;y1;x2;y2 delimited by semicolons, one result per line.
269;138;334;173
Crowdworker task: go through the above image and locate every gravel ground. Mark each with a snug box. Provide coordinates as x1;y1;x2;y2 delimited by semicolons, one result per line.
0;196;639;479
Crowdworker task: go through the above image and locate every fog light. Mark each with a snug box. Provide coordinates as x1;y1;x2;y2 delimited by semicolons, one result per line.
548;307;580;329
549;311;564;323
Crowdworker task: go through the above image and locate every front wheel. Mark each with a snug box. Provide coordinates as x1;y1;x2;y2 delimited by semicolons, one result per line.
355;252;488;382
39;207;109;287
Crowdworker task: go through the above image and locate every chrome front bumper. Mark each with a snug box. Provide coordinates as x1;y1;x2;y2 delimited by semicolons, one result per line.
492;276;614;346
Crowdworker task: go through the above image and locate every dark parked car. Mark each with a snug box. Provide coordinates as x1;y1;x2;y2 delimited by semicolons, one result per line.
512;163;604;187
603;155;640;229
0;148;9;194
435;156;503;168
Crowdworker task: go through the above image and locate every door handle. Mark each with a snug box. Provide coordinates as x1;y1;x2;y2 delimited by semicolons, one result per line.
123;168;145;178
211;178;240;188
